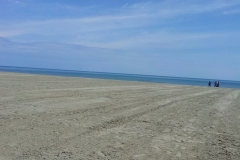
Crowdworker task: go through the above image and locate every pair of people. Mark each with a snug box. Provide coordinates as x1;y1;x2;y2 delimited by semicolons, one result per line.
214;81;220;87
208;81;220;87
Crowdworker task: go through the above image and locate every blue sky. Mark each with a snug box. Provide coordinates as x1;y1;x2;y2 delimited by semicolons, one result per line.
0;0;240;80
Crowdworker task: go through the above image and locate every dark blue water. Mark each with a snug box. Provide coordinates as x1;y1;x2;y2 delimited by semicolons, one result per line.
0;66;240;89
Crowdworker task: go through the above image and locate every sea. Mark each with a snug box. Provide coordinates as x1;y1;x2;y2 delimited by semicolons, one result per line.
0;66;240;89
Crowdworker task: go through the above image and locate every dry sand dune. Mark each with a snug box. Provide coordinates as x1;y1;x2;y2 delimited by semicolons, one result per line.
0;72;240;160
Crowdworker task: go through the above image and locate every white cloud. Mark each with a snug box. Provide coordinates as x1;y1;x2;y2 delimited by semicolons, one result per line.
119;0;240;18
0;30;24;37
76;31;240;50
1;0;240;50
223;9;240;14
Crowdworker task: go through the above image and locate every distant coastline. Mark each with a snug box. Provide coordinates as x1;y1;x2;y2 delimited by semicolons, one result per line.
0;65;240;89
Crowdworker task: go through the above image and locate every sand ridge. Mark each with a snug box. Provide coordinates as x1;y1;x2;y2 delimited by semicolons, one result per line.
0;72;240;159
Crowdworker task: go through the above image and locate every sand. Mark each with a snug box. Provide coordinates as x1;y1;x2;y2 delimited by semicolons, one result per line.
0;72;240;160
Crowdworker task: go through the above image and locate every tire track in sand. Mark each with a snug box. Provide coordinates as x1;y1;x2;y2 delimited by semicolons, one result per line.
198;90;240;160
63;89;218;144
213;90;240;112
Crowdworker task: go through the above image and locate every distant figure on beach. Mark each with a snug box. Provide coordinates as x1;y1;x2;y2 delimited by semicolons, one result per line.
214;81;220;87
208;81;211;87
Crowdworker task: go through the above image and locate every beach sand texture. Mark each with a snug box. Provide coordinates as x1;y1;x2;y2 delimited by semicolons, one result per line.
0;72;240;160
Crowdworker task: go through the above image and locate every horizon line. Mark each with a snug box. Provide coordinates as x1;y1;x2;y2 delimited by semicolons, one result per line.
0;65;239;83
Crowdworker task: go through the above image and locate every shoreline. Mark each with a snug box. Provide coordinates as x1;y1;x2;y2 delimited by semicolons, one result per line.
0;72;239;159
0;71;203;88
1;66;240;89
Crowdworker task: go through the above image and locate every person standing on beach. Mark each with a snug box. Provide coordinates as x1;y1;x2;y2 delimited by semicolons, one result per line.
208;81;211;87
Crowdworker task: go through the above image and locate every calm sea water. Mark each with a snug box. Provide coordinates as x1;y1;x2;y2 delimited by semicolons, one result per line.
0;66;240;89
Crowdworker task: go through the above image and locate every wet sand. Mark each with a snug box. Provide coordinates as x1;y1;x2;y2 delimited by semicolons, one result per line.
0;72;240;160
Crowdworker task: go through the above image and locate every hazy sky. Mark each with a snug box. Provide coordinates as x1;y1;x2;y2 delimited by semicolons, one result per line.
0;0;240;80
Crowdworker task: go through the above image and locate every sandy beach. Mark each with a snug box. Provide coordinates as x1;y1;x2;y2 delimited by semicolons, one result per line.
0;72;239;160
